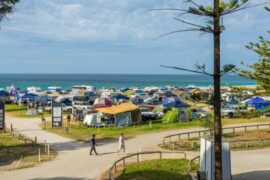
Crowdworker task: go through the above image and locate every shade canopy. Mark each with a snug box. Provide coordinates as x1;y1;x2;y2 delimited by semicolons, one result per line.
97;102;139;115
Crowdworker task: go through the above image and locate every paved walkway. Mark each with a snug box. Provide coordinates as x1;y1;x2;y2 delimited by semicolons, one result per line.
1;117;270;180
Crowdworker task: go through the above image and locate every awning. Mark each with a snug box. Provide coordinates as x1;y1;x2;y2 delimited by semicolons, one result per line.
96;102;139;115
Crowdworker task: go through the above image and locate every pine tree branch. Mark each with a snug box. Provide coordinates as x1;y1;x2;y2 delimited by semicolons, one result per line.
173;18;207;29
161;65;213;76
222;2;270;16
184;0;200;8
153;28;208;40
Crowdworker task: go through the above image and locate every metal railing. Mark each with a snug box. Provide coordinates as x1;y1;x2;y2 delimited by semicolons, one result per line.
163;123;270;144
108;151;187;180
187;155;200;180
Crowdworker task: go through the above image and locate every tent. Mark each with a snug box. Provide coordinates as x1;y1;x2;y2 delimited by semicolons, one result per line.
96;102;141;126
111;94;129;100
6;85;20;96
120;88;130;92
229;98;238;105
162;97;190;108
163;91;177;98
83;113;100;126
94;98;114;109
134;89;143;93
162;108;191;123
21;93;38;99
0;90;9;96
245;97;270;110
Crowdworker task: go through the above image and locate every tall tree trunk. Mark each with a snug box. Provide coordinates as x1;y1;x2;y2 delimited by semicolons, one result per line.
213;0;222;180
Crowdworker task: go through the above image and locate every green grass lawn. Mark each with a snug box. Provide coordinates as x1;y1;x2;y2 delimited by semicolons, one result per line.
0;132;57;170
5;104;50;118
43;116;270;142
44;120;202;142
116;159;198;180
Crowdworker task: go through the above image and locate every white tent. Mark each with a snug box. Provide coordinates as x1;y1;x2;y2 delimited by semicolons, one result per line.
83;113;100;126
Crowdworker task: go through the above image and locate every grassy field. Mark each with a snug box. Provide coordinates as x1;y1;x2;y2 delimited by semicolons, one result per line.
44;120;202;142
116;159;198;180
0;132;57;170
6;104;51;118
42;117;270;142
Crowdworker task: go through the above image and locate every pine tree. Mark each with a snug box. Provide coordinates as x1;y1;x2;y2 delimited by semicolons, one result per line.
0;0;19;23
152;1;270;179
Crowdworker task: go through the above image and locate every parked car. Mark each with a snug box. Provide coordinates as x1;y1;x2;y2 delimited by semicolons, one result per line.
45;103;73;113
221;105;248;118
140;108;159;121
192;108;210;119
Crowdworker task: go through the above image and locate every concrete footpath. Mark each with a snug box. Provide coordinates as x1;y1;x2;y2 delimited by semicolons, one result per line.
1;117;270;180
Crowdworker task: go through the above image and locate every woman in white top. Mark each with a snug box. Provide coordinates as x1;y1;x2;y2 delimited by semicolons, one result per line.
117;133;125;155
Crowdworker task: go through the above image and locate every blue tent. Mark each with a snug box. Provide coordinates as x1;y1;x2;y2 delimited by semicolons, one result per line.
85;91;96;97
21;93;38;99
120;88;130;92
245;97;270;110
163;91;177;97
0;90;9;96
162;97;189;108
134;89;143;93
111;94;129;100
229;98;238;105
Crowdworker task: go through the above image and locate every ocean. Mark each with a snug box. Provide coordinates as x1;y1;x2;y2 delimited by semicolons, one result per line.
0;74;256;90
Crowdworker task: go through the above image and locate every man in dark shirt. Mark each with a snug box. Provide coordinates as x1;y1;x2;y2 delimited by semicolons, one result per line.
90;134;98;155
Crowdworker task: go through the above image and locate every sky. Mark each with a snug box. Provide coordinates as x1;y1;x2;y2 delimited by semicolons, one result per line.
0;0;269;74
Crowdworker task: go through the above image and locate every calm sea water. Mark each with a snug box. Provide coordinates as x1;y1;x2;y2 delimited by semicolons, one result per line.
0;74;255;90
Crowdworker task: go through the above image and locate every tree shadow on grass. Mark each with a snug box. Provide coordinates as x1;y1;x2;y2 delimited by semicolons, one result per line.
233;170;270;180
116;169;188;180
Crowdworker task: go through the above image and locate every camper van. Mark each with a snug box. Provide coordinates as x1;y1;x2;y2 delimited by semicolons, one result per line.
72;85;96;92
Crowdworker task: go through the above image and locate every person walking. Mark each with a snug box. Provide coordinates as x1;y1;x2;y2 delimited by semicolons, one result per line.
90;134;98;155
67;114;71;127
117;133;125;155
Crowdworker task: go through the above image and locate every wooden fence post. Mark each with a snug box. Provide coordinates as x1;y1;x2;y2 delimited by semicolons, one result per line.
44;140;47;152
10;124;13;134
47;144;50;157
159;152;162;159
38;148;41;163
